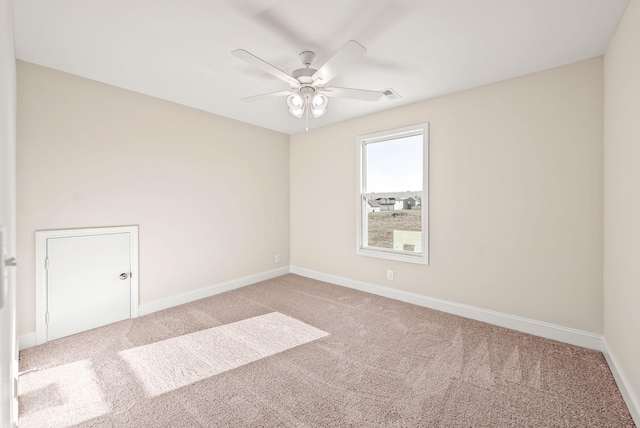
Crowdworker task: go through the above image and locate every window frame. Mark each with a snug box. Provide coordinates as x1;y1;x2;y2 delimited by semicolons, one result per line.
356;123;429;265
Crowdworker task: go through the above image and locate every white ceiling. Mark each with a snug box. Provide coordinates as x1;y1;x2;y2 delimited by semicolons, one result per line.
13;0;629;135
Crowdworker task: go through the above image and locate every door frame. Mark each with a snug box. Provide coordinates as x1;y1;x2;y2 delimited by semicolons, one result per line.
35;225;139;345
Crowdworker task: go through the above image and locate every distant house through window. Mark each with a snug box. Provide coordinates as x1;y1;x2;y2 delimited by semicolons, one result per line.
356;123;429;264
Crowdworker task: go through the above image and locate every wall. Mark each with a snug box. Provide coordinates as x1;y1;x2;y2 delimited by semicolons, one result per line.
16;61;290;336
291;58;604;333
604;0;640;411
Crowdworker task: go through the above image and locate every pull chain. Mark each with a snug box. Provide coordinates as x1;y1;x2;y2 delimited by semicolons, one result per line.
305;97;309;131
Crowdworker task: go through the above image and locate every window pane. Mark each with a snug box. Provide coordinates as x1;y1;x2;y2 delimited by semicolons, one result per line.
366;135;423;193
366;197;422;252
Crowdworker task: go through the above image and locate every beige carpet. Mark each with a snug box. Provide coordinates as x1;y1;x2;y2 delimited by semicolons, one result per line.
120;312;329;396
18;274;635;427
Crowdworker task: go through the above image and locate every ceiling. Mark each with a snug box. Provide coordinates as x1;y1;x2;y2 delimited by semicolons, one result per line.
13;0;629;135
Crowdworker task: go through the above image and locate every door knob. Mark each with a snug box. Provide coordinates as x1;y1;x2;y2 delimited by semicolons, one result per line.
119;273;129;280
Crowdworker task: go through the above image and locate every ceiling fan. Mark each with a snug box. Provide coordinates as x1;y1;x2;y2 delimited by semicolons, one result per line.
231;40;389;123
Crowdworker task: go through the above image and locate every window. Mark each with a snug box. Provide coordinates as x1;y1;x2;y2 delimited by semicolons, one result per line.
357;123;429;264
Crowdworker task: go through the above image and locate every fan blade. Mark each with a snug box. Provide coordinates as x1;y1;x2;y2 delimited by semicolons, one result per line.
256;8;320;53
232;49;300;88
240;90;292;102
347;1;414;46
312;40;366;85
232;2;320;52
322;87;384;102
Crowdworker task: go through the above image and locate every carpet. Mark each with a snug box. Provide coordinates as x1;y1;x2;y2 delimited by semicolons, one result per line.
18;274;635;427
120;312;329;396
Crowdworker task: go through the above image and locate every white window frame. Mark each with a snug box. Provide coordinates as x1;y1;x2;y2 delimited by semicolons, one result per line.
356;123;429;265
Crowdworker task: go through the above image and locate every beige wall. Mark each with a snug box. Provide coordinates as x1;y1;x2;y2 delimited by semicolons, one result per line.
604;0;640;406
16;56;608;339
16;61;290;336
291;57;604;333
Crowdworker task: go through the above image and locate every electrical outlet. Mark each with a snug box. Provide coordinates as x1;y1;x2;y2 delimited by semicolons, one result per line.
275;254;280;264
387;270;394;281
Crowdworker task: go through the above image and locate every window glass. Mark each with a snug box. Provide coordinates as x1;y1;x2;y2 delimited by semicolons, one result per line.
366;135;423;193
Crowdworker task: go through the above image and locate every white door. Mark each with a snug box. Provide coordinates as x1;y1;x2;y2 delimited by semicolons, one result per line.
47;233;132;340
1;0;17;425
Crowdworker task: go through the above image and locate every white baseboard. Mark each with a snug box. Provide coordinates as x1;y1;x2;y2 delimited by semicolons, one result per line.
18;333;36;351
290;266;603;350
18;264;637;423
602;338;640;426
139;266;291;316
18;266;291;350
21;266;603;352
290;269;637;420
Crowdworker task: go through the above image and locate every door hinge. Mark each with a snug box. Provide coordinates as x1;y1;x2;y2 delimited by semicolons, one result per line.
45;312;49;324
45;258;49;270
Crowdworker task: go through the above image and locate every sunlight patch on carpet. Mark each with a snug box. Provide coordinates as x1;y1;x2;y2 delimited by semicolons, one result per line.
119;312;329;396
18;360;109;428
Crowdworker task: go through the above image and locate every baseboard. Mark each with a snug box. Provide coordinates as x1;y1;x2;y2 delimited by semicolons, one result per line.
18;332;36;351
18;265;602;352
602;338;640;425
138;266;291;316
18;264;636;423
290;266;602;350
18;267;291;351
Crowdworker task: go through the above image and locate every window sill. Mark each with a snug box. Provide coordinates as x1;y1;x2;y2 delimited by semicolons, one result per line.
357;247;429;265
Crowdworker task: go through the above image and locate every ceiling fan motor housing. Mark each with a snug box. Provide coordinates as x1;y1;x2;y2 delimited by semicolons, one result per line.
292;67;317;86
